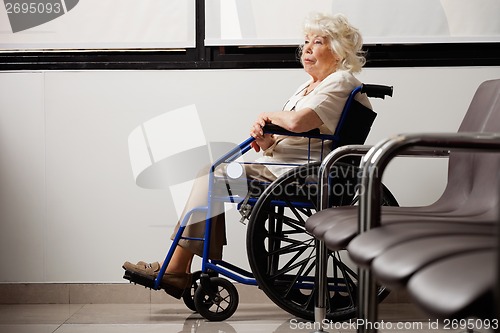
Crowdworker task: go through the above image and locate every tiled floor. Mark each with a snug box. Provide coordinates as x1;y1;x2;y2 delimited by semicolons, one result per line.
0;302;490;333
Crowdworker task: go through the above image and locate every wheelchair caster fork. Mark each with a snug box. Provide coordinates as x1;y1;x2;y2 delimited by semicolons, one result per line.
194;274;239;321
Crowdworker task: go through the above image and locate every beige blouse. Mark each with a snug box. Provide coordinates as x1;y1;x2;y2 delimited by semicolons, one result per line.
256;70;372;177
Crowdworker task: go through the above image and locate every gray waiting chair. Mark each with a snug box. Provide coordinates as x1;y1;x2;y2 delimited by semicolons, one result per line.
306;79;500;332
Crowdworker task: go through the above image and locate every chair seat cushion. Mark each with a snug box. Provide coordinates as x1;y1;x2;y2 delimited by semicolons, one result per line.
407;250;496;320
346;221;494;266
305;206;357;239
305;203;494;250
371;234;496;287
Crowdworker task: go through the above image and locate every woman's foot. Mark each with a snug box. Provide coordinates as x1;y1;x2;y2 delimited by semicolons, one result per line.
122;261;192;299
123;261;160;274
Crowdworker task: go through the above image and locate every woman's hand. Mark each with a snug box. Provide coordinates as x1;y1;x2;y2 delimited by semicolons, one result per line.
250;135;274;152
250;113;274;152
250;113;267;138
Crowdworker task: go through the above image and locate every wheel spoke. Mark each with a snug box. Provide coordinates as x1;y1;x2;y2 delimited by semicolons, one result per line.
271;252;313;279
269;242;311;257
279;249;315;296
266;210;306;231
330;252;356;306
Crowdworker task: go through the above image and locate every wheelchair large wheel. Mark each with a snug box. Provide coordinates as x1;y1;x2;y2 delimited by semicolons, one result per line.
246;162;398;322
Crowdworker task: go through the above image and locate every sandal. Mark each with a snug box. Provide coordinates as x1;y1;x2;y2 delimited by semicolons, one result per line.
123;261;160;274
122;261;192;299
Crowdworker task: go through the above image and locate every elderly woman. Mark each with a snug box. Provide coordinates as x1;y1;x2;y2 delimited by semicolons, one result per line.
123;12;371;298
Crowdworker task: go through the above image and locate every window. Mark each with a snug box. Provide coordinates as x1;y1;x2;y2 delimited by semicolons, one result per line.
0;0;195;50
205;0;500;46
0;0;499;70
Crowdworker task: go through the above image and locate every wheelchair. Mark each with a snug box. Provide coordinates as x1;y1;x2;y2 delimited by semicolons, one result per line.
123;84;398;322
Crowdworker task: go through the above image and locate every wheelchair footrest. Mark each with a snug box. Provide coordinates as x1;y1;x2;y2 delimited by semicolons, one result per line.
123;269;157;289
123;269;185;299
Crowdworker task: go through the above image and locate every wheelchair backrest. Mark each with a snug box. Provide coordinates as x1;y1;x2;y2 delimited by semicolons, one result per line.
327;84;392;166
332;83;393;150
333;99;377;149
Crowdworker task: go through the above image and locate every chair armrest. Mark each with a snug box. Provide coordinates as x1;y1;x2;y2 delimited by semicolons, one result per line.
317;143;450;211
263;124;319;136
360;132;500;232
263;124;336;140
318;144;374;210
210;124;337;173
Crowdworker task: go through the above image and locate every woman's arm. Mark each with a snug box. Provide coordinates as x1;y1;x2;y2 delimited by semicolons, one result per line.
249;107;324;152
255;108;323;134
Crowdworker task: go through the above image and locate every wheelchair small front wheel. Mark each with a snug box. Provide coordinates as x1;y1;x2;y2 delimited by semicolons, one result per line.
182;270;202;312
194;277;239;321
183;270;219;312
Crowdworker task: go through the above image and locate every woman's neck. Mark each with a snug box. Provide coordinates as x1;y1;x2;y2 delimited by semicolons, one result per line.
310;68;336;84
306;70;336;95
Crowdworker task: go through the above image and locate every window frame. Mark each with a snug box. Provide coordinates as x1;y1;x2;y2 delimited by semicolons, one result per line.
1;0;499;71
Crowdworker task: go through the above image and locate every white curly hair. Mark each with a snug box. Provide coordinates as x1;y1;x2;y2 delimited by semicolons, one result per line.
301;13;366;73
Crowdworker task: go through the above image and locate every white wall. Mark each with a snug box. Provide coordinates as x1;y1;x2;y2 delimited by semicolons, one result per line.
1;67;499;283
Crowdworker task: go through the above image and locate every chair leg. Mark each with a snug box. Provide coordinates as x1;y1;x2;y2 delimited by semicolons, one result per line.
357;268;379;333
312;240;328;332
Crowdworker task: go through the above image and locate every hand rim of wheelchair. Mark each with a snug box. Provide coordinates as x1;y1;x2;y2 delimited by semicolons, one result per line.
246;161;398;322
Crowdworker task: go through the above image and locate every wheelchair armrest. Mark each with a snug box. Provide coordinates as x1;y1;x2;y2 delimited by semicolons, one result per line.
210;125;331;172
360;132;500;231
263;124;321;137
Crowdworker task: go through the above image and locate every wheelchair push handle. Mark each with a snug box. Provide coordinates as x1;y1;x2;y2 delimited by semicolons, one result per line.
361;84;393;99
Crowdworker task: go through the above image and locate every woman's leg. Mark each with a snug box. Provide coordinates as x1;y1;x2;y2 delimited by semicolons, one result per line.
166;162;277;273
169;165;226;269
167;245;194;274
125;162;276;277
123;165;220;276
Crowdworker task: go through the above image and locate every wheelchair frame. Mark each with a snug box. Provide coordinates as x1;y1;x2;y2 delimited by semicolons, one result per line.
126;84;394;321
155;130;334;290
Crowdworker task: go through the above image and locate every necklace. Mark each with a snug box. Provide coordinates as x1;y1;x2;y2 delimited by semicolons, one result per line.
304;82;318;96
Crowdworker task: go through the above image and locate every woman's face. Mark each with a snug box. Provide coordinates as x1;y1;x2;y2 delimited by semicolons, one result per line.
301;33;339;81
